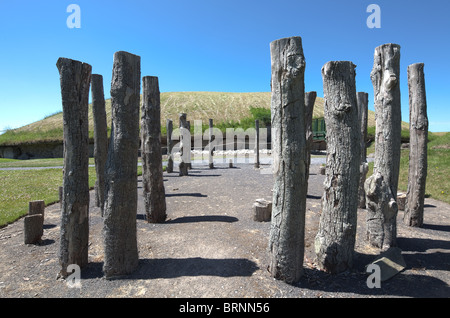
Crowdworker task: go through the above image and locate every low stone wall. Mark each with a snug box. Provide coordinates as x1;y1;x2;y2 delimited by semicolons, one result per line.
0;142;94;159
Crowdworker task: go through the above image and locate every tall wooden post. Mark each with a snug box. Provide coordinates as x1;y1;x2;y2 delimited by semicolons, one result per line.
254;119;260;168
305;91;316;179
178;113;189;176
166;119;174;173
56;57;91;278
268;36;307;284
209;119;214;169
91;74;108;216
103;51;141;278
357;92;369;209
365;43;401;249
141;76;167;223
404;63;428;227
314;61;360;273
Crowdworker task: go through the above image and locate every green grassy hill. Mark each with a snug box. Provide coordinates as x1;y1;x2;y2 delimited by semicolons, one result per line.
0;91;406;146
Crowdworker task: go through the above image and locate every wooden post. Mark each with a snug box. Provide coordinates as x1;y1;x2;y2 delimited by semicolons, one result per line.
314;61;360;273
404;63;428;227
209;119;214;169
268;36;307;284
103;51;141;278
178;113;189;176
305;91;316;178
166;119;174;173
29;200;45;219
91;74;108;216
141;76;167;223
186;120;192;169
365;43;402;249
254;119;260;168
56;57;91;278
357;92;369;209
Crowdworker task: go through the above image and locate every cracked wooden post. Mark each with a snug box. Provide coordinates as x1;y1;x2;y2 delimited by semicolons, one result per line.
178;113;189;176
103;51;140;278
56;57;91;278
166;119;174;173
208;119;214;169
141;76;167;223
91;74;108;216
268;36;307;284
357;92;369;209
186;120;192;169
314;61;360;274
254;119;260;168
305;91;316;179
364;43;401;249
404;63;428;227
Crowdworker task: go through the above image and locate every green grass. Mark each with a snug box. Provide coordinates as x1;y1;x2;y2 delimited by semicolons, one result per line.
0;158;95;168
0;164;144;227
367;132;450;205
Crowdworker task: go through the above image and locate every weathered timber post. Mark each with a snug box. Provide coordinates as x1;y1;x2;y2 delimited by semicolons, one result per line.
305;91;316;179
364;43;401;249
103;51;141;278
404;63;428;227
24;200;45;244
178;113;189;176
268;36;307;284
314;61;360;273
186;120;192;169
56;57;91;278
166;119;174;173
208;119;214;169
141;76;167;223
254;119;260;168
357;92;369;209
91;74;108;216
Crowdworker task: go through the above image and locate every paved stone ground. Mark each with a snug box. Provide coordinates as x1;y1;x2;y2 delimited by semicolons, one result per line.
0;160;449;299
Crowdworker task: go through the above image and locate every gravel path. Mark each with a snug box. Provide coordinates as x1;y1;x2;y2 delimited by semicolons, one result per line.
0;161;448;299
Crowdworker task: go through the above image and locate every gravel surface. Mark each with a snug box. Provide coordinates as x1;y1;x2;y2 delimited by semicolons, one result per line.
0;161;449;299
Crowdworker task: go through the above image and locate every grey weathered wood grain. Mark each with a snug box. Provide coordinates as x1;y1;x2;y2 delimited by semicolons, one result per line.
268;36;307;284
404;63;428;227
314;61;360;273
103;51;140;278
365;43;401;249
91;74;108;216
141;76;167;223
56;57;91;278
357;92;369;209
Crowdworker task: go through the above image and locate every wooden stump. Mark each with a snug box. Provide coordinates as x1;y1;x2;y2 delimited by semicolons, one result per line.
56;57;91;278
253;199;272;222
29;200;45;219
365;43;402;249
314;61;360;274
404;63;428;227
91;74;108;216
24;214;44;244
103;51;141;278
268;36;307;284
141;76;167;223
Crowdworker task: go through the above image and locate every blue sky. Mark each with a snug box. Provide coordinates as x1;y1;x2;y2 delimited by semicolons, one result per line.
0;0;449;132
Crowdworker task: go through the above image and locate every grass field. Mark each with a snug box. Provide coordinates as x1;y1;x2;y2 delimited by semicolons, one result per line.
1;91;396;146
0;162;143;228
368;132;450;205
